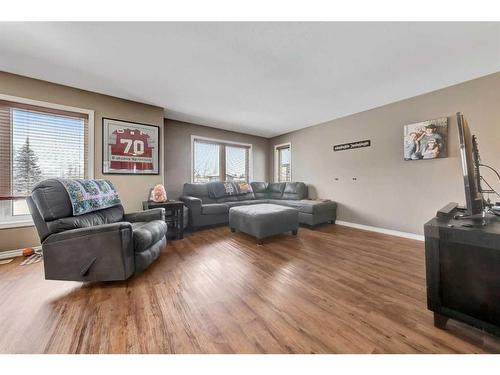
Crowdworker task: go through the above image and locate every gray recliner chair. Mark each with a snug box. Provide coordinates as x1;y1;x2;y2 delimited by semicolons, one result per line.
27;179;168;282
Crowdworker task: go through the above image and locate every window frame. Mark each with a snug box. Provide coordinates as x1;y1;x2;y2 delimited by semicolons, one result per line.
190;135;253;183
274;142;292;182
0;93;95;229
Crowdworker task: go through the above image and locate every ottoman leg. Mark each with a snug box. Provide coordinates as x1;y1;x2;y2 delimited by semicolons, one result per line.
257;239;264;245
292;229;298;235
230;227;236;233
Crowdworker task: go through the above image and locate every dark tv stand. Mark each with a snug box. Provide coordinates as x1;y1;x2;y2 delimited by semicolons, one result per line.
424;203;500;336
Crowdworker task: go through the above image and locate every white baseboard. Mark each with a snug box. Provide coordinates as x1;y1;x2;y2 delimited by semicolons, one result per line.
0;246;41;260
0;248;24;260
335;220;424;241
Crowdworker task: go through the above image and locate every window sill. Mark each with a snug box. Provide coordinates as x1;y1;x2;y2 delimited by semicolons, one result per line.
0;220;34;230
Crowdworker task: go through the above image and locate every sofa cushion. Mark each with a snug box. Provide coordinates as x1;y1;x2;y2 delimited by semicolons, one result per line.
237;192;255;201
132;220;168;253
182;183;216;204
201;203;229;215
250;182;268;199
183;183;209;197
201;196;217;204
282;182;308;200
267;182;286;199
216;195;239;203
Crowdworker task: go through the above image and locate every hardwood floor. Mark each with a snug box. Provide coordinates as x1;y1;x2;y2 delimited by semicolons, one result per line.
1;224;499;353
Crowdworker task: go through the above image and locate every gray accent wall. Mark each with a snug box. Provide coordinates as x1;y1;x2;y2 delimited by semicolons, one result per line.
269;72;500;236
164;119;270;200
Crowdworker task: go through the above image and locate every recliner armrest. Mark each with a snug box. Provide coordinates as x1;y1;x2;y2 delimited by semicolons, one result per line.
43;222;133;244
124;208;165;223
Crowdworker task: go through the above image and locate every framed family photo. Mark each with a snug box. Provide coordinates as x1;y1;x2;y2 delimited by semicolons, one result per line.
403;117;448;161
102;118;160;174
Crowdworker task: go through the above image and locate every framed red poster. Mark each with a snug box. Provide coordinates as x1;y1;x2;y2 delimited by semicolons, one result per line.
102;118;160;175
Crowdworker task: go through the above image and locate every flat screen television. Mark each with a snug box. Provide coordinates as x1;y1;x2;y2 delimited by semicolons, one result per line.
457;112;483;216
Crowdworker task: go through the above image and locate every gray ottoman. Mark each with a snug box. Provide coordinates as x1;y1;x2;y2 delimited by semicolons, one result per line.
229;203;299;243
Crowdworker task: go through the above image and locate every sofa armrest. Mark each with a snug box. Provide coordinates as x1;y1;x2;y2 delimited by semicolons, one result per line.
42;222;134;281
180;196;202;228
124;208;165;223
180;196;202;214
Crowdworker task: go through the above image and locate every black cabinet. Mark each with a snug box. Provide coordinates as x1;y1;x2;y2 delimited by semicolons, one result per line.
424;204;500;336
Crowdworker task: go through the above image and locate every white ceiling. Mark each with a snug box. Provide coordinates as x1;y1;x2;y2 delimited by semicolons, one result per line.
0;22;499;138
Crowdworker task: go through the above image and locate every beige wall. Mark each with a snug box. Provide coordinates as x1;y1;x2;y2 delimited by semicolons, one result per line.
269;72;500;235
2;71;499;250
164;119;269;199
0;72;164;251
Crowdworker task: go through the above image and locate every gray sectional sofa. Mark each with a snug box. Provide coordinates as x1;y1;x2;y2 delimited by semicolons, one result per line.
180;181;337;230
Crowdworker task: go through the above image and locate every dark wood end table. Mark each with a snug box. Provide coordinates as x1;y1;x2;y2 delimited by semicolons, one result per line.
143;200;184;240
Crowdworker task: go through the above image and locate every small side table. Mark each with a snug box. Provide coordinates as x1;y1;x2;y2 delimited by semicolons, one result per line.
143;200;184;240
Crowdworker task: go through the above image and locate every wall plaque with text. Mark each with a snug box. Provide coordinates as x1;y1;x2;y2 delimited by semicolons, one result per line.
333;139;371;152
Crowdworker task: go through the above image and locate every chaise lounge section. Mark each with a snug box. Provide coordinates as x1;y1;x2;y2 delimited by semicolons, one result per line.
180;181;336;230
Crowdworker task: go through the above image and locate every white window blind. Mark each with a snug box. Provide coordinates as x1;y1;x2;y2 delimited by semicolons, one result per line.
225;145;248;182
193;140;220;183
193;138;250;183
0;100;88;223
277;144;291;182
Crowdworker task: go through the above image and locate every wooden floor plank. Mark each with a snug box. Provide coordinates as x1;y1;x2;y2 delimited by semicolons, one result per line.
1;224;499;353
